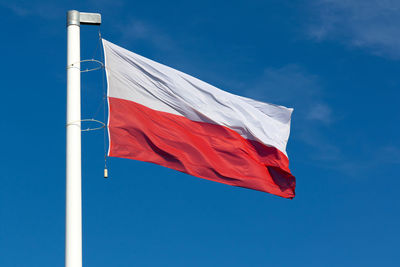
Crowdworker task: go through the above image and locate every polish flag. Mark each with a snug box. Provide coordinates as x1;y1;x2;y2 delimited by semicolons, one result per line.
103;39;295;198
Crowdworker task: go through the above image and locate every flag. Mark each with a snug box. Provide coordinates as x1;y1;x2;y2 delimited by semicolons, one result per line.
102;39;295;198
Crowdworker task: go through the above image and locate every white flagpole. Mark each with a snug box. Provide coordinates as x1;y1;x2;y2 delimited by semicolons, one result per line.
66;10;101;267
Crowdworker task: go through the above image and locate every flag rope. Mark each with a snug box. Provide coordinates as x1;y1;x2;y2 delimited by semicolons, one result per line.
97;29;109;176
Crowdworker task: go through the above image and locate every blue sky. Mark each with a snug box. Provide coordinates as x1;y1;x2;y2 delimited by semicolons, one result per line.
1;0;399;266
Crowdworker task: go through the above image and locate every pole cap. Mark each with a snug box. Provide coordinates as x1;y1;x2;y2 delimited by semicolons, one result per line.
67;10;80;26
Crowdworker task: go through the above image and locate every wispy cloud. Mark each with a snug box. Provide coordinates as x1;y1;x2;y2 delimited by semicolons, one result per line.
116;19;175;51
307;0;400;59
306;103;332;124
247;64;332;124
378;146;400;164
1;1;63;20
87;0;125;9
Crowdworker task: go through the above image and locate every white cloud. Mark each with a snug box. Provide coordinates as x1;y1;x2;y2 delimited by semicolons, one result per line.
379;146;400;164
248;64;332;124
87;0;125;9
117;19;175;51
1;1;63;20
307;103;332;124
308;0;400;59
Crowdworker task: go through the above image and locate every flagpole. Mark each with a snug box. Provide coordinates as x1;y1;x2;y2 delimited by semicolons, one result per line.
66;10;101;267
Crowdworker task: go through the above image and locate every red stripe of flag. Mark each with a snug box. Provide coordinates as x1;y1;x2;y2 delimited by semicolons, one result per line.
108;97;295;198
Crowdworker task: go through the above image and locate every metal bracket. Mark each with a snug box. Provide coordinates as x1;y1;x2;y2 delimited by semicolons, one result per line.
80;12;101;25
67;10;101;26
